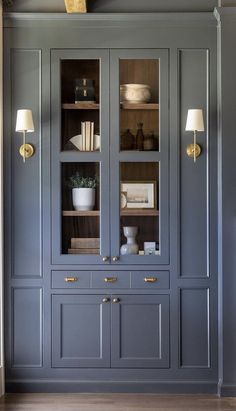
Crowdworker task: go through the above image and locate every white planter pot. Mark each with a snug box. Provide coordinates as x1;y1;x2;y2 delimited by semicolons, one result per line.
72;188;95;211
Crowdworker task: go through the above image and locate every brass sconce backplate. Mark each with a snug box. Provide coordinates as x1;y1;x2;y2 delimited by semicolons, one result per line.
186;143;201;160
19;143;34;159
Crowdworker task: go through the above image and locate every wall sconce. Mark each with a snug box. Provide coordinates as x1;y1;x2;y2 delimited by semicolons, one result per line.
185;109;205;163
15;109;35;163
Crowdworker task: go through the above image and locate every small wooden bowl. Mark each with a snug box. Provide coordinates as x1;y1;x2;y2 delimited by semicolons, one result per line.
64;0;87;13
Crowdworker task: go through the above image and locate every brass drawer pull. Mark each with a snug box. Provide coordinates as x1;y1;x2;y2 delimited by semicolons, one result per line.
64;277;78;283
144;277;157;283
104;277;117;283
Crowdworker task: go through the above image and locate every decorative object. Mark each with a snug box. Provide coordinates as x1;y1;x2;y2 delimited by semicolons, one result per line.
75;78;95;103
121;181;156;209
69;133;100;151
185;109;205;163
136;122;144;150
64;0;87;13
120;192;127;209
120;129;135;150
120;226;139;255
120;84;151;104
67;173;97;211
15;109;35;163
143;132;159;151
144;242;156;255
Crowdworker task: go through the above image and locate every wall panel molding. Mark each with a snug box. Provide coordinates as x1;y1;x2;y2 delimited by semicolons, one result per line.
10;48;42;278
11;287;43;368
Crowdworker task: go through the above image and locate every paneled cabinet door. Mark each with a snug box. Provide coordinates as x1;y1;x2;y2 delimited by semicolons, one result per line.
110;49;169;265
52;295;110;368
111;295;169;368
51;49;110;265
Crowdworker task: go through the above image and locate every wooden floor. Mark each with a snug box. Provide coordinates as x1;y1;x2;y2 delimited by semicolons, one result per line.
0;394;236;411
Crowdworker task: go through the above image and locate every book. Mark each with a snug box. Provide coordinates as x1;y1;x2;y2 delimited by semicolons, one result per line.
68;248;100;255
91;122;94;151
85;121;91;151
71;237;100;249
81;121;86;151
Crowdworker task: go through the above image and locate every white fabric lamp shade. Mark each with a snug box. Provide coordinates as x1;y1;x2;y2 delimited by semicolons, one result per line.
185;109;204;132
15;109;35;133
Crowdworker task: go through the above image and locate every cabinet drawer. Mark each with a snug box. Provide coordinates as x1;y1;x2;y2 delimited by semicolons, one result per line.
131;271;169;289
51;271;91;289
91;271;130;288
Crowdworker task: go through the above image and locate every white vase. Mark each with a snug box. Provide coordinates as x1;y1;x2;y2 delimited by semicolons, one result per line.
72;188;95;211
120;226;139;255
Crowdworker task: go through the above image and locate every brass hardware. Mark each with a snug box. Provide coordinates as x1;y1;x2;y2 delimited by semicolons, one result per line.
112;256;119;262
112;298;120;303
144;277;157;283
64;277;78;283
186;143;201;161
19;143;34;161
104;277;117;283
102;256;109;262
102;297;110;303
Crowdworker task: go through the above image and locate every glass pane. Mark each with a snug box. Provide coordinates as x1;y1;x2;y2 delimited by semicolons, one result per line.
61;162;100;255
61;59;100;152
120;162;160;255
120;59;159;152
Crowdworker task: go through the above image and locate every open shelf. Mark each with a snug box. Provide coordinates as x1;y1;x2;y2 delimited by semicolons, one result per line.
121;103;159;110
62;103;100;110
121;209;159;216
63;210;159;217
63;210;100;217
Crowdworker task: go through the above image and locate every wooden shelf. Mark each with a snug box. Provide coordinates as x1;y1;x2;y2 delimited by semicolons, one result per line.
121;209;159;216
62;103;99;110
121;103;159;110
63;210;159;217
63;210;100;217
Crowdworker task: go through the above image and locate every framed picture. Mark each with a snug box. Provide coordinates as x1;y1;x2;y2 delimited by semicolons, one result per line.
121;181;156;209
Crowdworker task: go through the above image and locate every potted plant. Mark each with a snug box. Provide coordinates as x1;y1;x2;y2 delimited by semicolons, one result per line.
67;172;97;211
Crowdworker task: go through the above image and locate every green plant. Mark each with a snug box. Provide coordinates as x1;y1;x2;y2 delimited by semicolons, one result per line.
67;172;98;189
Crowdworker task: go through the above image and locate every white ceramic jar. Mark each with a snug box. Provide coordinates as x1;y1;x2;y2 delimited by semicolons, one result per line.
120;84;151;104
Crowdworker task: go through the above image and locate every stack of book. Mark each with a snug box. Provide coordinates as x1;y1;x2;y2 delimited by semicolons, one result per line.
81;121;95;151
68;237;100;254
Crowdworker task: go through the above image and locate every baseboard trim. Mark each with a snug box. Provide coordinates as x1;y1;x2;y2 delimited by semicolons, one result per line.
6;379;218;394
220;384;236;397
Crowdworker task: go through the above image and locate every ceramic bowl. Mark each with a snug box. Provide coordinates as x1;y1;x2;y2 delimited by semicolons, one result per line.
120;84;151;104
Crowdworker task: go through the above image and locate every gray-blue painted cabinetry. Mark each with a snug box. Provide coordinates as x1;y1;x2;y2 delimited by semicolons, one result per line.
52;294;169;369
4;13;218;393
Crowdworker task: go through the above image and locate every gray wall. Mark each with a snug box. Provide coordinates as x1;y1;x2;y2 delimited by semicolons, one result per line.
217;7;236;396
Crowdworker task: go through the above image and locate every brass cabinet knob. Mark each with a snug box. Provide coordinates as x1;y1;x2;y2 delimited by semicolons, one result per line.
102;256;109;262
104;277;117;283
102;297;110;303
144;277;157;283
112;256;119;262
64;277;78;283
112;298;120;303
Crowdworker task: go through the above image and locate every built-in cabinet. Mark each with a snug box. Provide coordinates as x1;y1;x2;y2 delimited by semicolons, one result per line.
4;13;218;393
52;294;169;368
51;48;168;265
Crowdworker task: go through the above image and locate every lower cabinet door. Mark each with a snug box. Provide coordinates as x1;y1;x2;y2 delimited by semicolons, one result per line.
111;295;169;368
52;295;110;368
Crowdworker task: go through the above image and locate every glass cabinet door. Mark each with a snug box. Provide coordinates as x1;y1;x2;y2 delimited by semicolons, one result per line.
51;50;110;264
110;49;169;264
